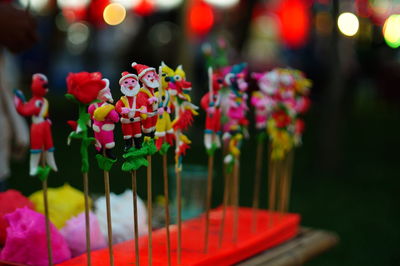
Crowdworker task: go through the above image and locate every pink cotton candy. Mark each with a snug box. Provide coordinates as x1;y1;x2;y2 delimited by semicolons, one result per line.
60;211;106;257
0;207;71;266
0;190;34;245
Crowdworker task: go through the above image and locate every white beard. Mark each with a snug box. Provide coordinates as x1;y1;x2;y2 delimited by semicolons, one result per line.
121;83;140;97
143;79;159;89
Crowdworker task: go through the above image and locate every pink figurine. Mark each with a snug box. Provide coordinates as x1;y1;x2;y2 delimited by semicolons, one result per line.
132;62;159;138
115;72;147;151
88;79;119;159
14;73;58;176
223;66;249;135
251;71;279;130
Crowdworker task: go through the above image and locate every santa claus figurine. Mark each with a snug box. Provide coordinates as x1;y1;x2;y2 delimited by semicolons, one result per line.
14;73;58;176
88;79;119;159
116;72;147;151
131;62;159;138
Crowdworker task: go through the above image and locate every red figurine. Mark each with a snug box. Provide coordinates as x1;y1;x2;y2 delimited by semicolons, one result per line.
131;62;159;138
200;68;224;151
115;72;147;151
14;73;58;176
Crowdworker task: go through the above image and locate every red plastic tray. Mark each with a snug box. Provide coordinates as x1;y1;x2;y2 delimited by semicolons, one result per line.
58;207;300;266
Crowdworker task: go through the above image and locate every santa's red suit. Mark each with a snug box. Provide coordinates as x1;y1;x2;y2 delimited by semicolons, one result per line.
14;74;57;176
131;62;159;136
116;95;143;139
201;92;222;135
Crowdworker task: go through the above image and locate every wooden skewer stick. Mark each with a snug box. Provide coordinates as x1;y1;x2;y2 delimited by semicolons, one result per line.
278;155;288;217
131;170;140;266
284;151;295;213
268;159;277;228
251;139;264;233
162;154;172;266
42;167;53;266
204;155;214;253
232;159;240;244
176;167;182;265
82;172;91;266
147;155;153;266
218;168;230;248
102;151;114;266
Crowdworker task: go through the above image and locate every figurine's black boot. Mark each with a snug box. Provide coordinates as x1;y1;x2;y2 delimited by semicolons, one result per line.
96;147;103;155
105;148;116;160
144;132;155;138
134;136;143;149
124;138;133;152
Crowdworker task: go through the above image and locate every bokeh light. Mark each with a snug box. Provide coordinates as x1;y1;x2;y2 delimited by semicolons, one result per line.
204;0;239;9
19;0;48;13
276;0;310;48
154;0;183;11
57;0;90;8
112;0;140;8
103;3;126;26
189;2;214;36
383;14;400;48
337;12;359;37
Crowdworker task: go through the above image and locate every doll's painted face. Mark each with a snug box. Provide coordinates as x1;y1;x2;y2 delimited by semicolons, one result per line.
121;77;140;97
31;74;48;97
142;70;159;89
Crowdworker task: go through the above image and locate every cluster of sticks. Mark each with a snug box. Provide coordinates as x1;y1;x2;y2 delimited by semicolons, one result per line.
65;62;198;266
201;62;312;252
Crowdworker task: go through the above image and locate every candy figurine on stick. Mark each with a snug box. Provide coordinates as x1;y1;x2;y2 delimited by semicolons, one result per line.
167;64;198;264
13;73;58;265
221;63;249;244
265;69;311;218
66;72;107;266
131;62;160;266
250;70;279;232
88;78;118;266
200;67;224;252
116;70;148;266
14;74;58;176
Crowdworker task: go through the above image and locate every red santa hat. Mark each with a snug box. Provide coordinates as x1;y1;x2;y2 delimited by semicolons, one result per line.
131;62;155;79
119;71;138;85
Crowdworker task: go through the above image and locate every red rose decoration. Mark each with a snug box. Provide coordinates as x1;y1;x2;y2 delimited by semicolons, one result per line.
272;110;291;128
0;190;34;245
66;72;105;104
295;119;305;134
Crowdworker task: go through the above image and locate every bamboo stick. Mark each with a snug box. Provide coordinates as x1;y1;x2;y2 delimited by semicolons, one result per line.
147;155;152;266
102;151;114;266
218;170;230;248
162;154;172;266
233;159;240;244
176;168;182;265
204;155;214;253
251;140;264;233
42;178;53;266
131;170;140;266
82;172;91;266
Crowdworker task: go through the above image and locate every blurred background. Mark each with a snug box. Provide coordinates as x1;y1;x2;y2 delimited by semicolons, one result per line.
0;0;399;265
